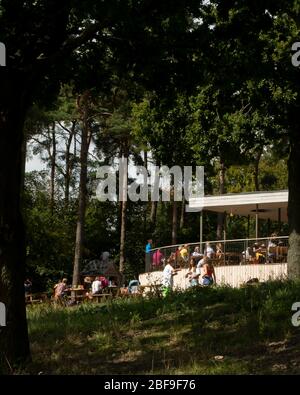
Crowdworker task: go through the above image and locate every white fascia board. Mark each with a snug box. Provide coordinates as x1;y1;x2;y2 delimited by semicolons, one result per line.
189;190;288;209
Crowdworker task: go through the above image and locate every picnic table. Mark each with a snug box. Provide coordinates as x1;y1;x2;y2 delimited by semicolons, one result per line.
68;287;87;302
25;293;48;304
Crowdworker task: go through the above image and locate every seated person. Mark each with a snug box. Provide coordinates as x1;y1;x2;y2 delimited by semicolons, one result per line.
191;247;203;263
254;245;266;264
92;277;103;294
200;257;216;286
99;276;109;289
204;242;215;259
54;278;69;300
108;277;117;286
83;276;92;290
253;242;259;252
128;279;140;294
242;247;255;263
186;258;200;287
24;278;32;294
268;234;277;262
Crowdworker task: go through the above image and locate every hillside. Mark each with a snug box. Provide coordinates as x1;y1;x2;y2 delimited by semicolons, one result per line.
24;281;300;375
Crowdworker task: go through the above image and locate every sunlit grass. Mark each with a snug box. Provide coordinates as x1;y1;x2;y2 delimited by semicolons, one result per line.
25;280;300;374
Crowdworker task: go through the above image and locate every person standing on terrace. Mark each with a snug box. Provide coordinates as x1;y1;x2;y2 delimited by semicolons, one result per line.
145;239;152;253
152;248;164;267
179;244;189;267
204;242;215;259
267;233;277;263
145;239;153;271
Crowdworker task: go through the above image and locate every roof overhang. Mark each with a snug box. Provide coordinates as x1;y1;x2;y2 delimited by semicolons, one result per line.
188;190;288;222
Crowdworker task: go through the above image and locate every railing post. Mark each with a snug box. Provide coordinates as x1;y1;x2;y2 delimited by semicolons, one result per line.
199;211;203;253
223;230;226;266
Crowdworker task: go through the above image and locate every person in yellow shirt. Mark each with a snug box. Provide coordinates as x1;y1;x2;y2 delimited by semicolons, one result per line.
179;244;189;267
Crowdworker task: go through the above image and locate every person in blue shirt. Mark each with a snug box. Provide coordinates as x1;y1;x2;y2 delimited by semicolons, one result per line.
145;239;153;271
145;239;152;253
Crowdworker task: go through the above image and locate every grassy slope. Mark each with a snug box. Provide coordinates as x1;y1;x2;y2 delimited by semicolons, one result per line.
25;281;300;375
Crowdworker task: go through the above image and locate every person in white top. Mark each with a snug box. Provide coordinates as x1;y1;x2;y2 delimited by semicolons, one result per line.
162;259;181;297
92;277;102;294
162;263;174;287
196;257;205;274
267;233;277;263
204;242;215;258
192;246;203;263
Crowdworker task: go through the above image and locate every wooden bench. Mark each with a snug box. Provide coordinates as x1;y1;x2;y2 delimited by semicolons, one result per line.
91;293;113;303
25;293;48;305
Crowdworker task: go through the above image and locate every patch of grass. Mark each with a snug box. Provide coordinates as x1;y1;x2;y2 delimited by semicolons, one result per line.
24;280;300;375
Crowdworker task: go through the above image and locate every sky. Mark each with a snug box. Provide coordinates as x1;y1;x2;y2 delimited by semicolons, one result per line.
25;154;46;172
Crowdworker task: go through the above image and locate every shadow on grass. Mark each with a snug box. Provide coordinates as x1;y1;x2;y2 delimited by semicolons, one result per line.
25;281;300;374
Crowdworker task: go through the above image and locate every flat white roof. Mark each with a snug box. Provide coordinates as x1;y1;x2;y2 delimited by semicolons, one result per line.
189;190;288;222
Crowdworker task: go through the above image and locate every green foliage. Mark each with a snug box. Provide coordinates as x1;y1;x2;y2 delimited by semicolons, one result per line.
24;175;77;292
24;280;300;374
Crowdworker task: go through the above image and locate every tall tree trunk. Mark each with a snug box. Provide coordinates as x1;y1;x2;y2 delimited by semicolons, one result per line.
64;150;71;210
172;198;178;245
119;154;128;277
72;93;90;288
217;158;226;240
0;105;30;369
49;123;56;215
64;122;76;210
287;135;300;279
20;134;27;193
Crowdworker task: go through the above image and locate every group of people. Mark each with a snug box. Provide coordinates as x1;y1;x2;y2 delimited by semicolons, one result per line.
161;246;217;296
242;233;285;264
53;275;114;301
151;242;222;269
149;232;284;272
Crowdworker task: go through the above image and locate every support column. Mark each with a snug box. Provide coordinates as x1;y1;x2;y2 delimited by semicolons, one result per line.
255;204;259;239
278;208;281;235
200;210;203;253
223;212;227;265
247;215;250;239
